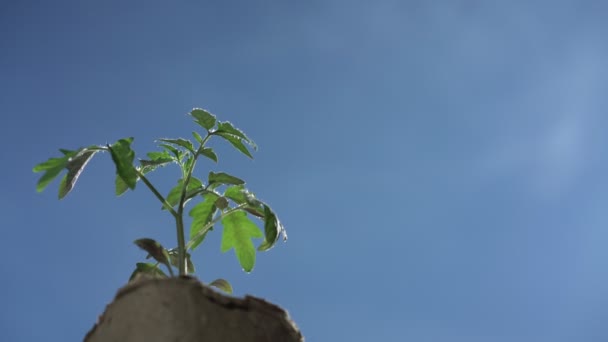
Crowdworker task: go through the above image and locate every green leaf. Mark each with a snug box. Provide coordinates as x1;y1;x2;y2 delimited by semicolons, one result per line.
214;121;257;159
158;138;195;153
140;159;173;168
216;121;256;146
221;210;263;272
189;192;219;250
199;147;218;163
209;278;233;294
129;262;167;281
115;173;130;196
163;177;203;210
33;149;79;193
258;205;283;251
33;152;73;172
108;138;138;190
208;171;245;187
190;108;217;130
223;186;265;217
134;238;171;265
224;185;247;203
124;152;175;194
58;149;99;199
58;148;73;155
215;132;254;159
133;238;174;277
183;156;194;176
168;250;195;273
192;131;204;144
159;143;182;160
145;150;175;163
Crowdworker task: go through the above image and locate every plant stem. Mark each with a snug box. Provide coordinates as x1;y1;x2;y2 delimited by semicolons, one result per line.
135;170;179;218
175;133;213;276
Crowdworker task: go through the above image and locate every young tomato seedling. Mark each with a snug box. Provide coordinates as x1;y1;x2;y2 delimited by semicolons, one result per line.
33;108;286;294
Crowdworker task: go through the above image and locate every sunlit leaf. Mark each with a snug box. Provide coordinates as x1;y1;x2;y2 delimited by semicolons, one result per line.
192;131;204;144
108;138;138;190
33;149;81;193
258;205;283;251
145;150;175;163
188;192;219;250
190;108;217;130
224;185;246;203
223;186;265;217
159;143;182;160
183;156;194;175
115;163;165;197
158;138;195;153
214;121;257;159
208;171;245;187
163;177;203;210
215;132;254;159
209;278;233;294
199;147;218;163
140;159;173;168
221;210;263;272
216;121;256;147
58;149;99;199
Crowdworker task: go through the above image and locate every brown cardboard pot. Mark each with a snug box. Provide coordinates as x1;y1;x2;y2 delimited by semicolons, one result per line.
84;276;303;342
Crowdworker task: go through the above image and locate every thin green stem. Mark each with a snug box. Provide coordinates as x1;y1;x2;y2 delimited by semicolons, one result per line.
175;133;213;275
135;169;178;218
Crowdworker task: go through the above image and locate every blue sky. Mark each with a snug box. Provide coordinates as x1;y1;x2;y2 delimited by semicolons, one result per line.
2;1;608;341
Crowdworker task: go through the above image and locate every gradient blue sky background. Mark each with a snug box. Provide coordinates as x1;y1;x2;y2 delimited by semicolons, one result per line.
2;1;608;341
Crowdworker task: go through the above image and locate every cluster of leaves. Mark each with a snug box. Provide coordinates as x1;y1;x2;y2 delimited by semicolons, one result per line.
33;109;286;293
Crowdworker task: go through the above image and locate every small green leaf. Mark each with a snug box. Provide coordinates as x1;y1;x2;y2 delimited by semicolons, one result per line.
129;262;167;281
159;143;182;160
33;149;80;193
199;147;218;163
221;210;263;272
214;121;257;159
58;148;73;155
183;156;194;175
189;192;219;250
58;149;99;199
258;205;283;251
190;108;217;130
163;177;203;210
158;138;195;153
192;131;204;144
208;171;245;187
168;250;195;273
145;150;175;163
108;138;138;190
115;164;163;196
215;132;254;159
140;159;173;168
209;278;233;294
115;173;130;196
134;238;174;276
134;238;170;265
216;121;256;147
